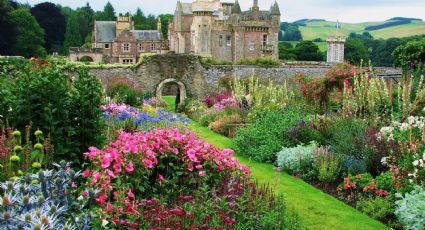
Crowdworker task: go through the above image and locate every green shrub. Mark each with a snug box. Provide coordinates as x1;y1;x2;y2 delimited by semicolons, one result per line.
375;171;397;192
199;110;223;127
356;196;397;226
319;117;376;174
235;106;304;163
276;142;317;175
395;186;425;230
69;69;105;163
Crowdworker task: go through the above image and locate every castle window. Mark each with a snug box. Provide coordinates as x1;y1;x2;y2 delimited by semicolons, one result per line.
151;43;156;51
123;43;130;52
249;42;255;51
122;59;134;64
219;35;223;46
138;43;144;51
262;35;268;46
226;36;231;47
104;43;110;49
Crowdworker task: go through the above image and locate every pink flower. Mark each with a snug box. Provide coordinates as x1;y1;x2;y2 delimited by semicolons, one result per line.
188;163;194;171
83;169;90;178
96;194;107;204
83;190;89;197
142;159;154;169
128;189;135;199
125;162;134;173
217;165;225;171
101;156;111;169
106;169;117;178
158;174;165;181
195;164;203;169
199;171;206;177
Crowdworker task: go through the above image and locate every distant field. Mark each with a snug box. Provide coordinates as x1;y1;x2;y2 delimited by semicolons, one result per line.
297;19;425;40
285;41;327;52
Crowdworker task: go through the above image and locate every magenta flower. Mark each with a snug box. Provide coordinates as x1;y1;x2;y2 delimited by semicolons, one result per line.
199;171;206;177
83;169;90;178
142;159;154;169
125;162;134;173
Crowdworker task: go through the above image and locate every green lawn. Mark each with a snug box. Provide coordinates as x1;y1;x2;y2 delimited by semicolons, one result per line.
188;122;389;230
162;96;176;112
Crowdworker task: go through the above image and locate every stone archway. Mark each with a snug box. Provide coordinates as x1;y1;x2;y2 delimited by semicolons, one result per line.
156;78;187;104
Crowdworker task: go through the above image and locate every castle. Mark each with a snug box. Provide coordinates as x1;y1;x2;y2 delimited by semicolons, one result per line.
168;0;281;62
69;16;168;64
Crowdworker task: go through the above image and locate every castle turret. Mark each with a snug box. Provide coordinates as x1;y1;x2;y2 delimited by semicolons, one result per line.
191;0;214;57
232;0;241;14
116;15;134;37
270;1;281;25
252;0;260;20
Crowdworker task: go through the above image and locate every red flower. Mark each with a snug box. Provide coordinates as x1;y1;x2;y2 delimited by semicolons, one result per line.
330;77;338;83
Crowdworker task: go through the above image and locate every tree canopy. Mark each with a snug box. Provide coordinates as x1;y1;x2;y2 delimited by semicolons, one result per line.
30;2;66;53
344;38;369;65
9;8;46;57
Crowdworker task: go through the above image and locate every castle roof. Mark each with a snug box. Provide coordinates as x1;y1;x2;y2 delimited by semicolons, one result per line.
231;0;241;14
95;21;116;43
131;30;162;41
242;10;272;20
180;3;193;15
270;1;280;15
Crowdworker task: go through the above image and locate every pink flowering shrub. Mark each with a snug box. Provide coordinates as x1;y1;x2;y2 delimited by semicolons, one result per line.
212;97;239;110
204;91;232;108
83;128;251;227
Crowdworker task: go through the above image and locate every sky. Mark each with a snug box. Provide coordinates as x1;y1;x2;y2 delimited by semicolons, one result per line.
21;0;425;23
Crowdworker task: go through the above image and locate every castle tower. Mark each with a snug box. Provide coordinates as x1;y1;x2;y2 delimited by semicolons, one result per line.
116;16;134;38
326;21;346;63
191;0;214;57
252;0;260;20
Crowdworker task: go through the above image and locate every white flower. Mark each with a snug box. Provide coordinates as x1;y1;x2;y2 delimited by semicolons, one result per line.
415;121;425;129
400;123;410;131
77;195;83;201
381;157;389;166
423;152;425;161
413;160;419;166
408;116;417;125
387;134;394;142
102;219;109;227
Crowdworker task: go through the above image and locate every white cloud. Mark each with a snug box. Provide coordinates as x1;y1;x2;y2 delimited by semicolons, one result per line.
21;0;425;23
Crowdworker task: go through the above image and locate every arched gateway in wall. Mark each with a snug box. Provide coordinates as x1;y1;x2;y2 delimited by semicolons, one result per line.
156;78;187;104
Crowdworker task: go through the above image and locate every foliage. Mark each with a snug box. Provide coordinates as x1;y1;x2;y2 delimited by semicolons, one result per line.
344;39;370;65
0;161;90;229
69;69;105;162
280;22;303;41
30;2;66;53
235;106;304;163
235;57;281;67
378;116;425;186
95;2;116;21
62;12;82;55
208;113;243;136
393;38;425;71
0;0;17;55
356;196;397;227
8;8;46;58
395;186;425;230
278;42;297;60
294;41;323;61
276;142;317;175
314;146;341;183
232;76;294;109
106;76;144;106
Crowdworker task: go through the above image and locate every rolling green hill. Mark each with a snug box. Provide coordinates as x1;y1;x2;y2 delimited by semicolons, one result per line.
296;19;425;40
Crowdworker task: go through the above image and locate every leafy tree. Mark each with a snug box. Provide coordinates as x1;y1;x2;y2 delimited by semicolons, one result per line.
278;42;297;60
76;3;94;46
30;2;66;53
295;41;323;61
133;8;146;30
0;0;17;55
280;22;302;41
344;38;369;65
8;8;46;57
393;39;425;71
96;2;116;21
159;14;173;38
62;12;82;55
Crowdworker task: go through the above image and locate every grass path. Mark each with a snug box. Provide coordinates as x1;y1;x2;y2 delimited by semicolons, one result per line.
189;122;389;230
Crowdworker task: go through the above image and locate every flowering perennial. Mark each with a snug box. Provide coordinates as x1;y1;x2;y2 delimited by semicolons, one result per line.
83;128;250;227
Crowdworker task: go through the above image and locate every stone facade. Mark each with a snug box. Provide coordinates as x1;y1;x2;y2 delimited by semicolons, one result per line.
327;36;346;63
69;16;168;64
168;0;281;62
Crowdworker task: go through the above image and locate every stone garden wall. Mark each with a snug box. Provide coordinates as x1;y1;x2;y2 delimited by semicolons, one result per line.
74;54;401;99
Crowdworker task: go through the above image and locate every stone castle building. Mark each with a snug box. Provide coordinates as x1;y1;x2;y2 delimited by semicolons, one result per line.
168;0;281;62
70;16;168;64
